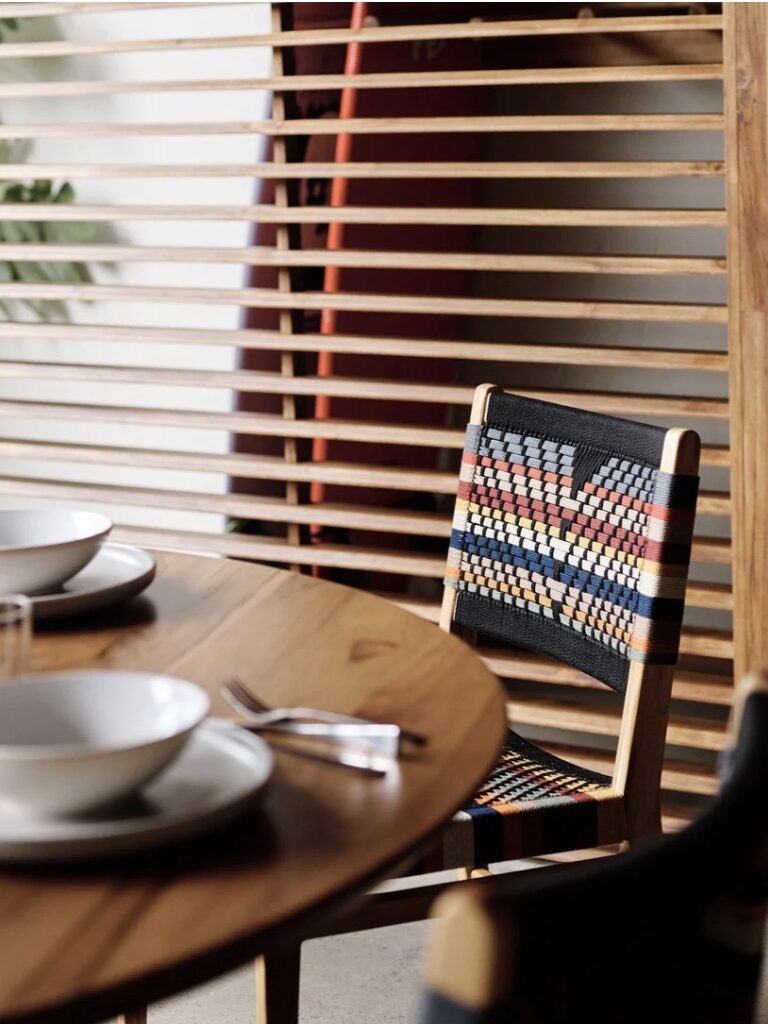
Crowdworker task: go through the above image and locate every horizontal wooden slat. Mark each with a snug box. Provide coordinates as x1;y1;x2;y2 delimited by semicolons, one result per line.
0;203;726;228
691;537;731;564
0;399;465;447
0;114;725;139
0;439;459;494
0;400;732;472
0;2;220;14
701;444;730;466
0;15;724;60
0;244;728;277
678;626;733;660
507;696;726;750
698;492;730;516
0;440;733;524
0;363;730;418
0;476;452;540
0;64;725;99
0;322;729;371
680;580;732;609
492;655;733;705
116;524;450;578
0;161;726;179
0;282;728;324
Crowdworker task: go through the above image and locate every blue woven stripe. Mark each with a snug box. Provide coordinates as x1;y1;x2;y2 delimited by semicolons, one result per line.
464;804;504;865
449;528;466;551
634;593;685;622
461;533;640;613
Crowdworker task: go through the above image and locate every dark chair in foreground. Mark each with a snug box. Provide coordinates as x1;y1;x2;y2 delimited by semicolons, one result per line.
423;672;768;1024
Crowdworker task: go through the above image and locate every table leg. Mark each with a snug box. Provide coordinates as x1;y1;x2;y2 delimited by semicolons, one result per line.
256;947;301;1024
117;1010;147;1024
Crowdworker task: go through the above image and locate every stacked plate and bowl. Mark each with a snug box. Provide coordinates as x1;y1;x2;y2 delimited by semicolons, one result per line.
0;508;273;862
0;508;154;618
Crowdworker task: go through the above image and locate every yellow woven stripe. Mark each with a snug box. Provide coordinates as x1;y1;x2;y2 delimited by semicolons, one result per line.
457;569;554;608
560;603;632;645
466;502;561;539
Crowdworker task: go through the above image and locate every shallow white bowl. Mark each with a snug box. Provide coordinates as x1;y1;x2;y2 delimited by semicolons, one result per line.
0;672;210;815
0;508;113;594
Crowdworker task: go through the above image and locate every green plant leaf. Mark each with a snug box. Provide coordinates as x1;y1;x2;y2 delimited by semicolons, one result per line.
54;182;75;204
0;154;93;318
31;179;53;201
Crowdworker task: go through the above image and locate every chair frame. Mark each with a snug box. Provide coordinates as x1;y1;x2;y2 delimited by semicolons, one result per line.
440;384;701;847
259;382;701;1024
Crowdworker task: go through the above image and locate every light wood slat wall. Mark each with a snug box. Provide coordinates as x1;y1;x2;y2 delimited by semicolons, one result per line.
0;2;729;828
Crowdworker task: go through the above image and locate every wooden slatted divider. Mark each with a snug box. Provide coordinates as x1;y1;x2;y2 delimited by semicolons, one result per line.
0;1;732;832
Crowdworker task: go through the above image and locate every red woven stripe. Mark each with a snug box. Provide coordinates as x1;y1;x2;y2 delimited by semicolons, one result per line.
584;480;647;514
479;454;574;489
642;538;694;565
645;503;698;523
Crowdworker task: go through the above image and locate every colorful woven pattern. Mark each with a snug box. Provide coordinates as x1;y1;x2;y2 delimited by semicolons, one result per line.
435;729;624;868
445;392;699;692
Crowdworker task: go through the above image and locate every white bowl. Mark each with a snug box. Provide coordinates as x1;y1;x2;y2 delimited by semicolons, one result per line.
0;671;210;815
0;508;112;594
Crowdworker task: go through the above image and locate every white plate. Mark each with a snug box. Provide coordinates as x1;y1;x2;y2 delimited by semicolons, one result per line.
0;719;273;862
30;543;156;620
0;508;112;594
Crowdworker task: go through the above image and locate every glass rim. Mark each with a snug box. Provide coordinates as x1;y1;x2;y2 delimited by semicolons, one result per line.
0;594;32;627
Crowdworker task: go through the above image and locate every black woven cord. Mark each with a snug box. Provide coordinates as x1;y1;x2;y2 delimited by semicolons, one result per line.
456;591;630;693
486;391;667;468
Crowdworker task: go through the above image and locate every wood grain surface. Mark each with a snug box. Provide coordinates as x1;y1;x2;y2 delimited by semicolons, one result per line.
0;552;504;1024
725;3;768;683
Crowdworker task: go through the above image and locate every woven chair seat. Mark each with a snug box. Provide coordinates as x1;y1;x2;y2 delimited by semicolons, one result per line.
433;730;627;869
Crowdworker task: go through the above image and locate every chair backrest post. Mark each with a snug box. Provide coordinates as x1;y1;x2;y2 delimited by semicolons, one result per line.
439;383;500;635
611;427;701;842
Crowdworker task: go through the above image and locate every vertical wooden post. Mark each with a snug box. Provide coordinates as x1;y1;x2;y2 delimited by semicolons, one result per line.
724;4;768;681
271;2;302;566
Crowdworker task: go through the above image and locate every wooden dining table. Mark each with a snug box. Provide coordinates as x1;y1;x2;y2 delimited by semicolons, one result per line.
0;551;505;1024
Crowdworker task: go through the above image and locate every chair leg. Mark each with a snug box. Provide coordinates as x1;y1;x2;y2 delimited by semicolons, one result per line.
256;947;301;1024
118;1011;147;1024
622;801;663;852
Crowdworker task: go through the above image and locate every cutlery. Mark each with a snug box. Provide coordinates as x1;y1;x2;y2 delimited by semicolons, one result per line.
224;718;390;775
222;682;400;756
221;677;427;748
254;733;390;776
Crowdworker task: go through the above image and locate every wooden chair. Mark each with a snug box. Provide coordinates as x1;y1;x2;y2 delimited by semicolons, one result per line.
423;671;768;1024
257;383;701;1024
430;383;701;867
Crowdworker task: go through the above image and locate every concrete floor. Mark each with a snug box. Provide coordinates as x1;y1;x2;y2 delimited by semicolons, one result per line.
149;920;428;1024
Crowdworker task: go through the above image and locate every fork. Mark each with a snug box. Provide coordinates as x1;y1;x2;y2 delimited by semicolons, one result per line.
221;680;402;756
222;677;427;748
